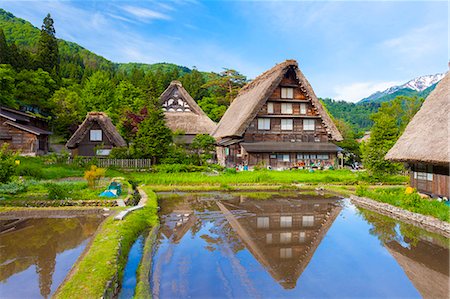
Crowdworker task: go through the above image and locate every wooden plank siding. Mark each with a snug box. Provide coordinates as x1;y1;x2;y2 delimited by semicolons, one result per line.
0;116;38;154
410;163;450;198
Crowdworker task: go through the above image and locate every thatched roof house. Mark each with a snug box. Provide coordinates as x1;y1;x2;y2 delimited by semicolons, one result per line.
213;59;342;169
386;72;449;197
160;81;216;143
66;112;126;156
213;60;342;141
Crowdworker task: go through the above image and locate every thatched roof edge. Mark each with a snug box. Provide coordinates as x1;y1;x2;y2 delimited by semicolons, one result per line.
66;112;127;149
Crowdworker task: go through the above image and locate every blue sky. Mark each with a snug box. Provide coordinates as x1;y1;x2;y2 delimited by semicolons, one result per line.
0;0;448;102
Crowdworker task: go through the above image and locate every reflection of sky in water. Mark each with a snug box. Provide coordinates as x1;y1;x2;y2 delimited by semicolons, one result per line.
152;193;447;299
0;241;88;299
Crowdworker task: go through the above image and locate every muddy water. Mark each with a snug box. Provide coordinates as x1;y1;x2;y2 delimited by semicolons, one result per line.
0;215;104;299
151;192;449;299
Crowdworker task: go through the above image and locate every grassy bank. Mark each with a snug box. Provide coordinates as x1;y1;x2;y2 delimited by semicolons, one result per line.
130;169;407;186
356;186;450;222
134;192;159;298
54;189;159;299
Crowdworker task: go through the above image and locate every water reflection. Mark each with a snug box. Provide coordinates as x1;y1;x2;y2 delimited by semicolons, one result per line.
0;215;103;298
359;209;449;298
153;192;449;298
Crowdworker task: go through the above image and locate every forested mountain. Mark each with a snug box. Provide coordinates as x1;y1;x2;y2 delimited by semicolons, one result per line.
0;7;436;154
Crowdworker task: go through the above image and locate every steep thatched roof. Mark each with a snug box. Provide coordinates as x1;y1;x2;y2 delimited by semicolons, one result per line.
160;81;216;135
66;112;126;149
386;72;449;165
212;60;342;141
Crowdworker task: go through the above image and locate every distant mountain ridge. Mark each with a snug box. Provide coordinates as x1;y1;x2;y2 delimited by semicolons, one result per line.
359;73;445;104
0;8;192;75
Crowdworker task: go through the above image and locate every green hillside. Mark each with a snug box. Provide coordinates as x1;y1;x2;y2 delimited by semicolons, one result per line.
0;8;191;78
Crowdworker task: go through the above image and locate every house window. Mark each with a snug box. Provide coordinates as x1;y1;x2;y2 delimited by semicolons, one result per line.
302;215;314;227
267;102;274;114
303;119;315;131
257;217;270;229
90;130;102;141
277;154;290;162
299;232;306;243
280;216;292;228
96;149;111;156
266;233;273;244
281;103;293;114
225;148;230;156
280;248;292;259
281;87;294;99
427;173;433;181
281;119;293;130
280;232;292;243
317;154;329;160
300;103;307;114
270;154;277;159
258;118;271;130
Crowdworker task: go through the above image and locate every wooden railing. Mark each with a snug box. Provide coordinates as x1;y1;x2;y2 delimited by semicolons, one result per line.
67;158;152;169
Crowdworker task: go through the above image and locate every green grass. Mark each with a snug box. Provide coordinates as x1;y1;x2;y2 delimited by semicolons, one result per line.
134;190;160;299
54;189;159;299
129;169;407;186
356;186;450;222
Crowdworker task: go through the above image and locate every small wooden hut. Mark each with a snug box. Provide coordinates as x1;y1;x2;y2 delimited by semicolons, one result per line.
66;112;126;157
160;81;216;144
212;60;343;169
0;106;52;155
386;72;449;198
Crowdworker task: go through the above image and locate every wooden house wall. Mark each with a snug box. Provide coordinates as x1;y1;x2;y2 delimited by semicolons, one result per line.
73;122;114;156
410;163;450;198
222;69;338;169
0;117;38;154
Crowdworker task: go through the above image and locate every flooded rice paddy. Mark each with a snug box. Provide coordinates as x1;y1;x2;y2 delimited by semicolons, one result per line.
0;214;104;298
151;192;449;299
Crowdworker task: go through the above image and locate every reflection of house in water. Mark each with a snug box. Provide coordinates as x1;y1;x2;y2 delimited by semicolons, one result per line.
385;238;449;299
159;200;198;244
0;216;102;298
218;195;342;289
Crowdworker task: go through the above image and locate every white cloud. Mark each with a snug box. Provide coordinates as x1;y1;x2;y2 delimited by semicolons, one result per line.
379;23;445;60
332;81;402;103
122;5;171;22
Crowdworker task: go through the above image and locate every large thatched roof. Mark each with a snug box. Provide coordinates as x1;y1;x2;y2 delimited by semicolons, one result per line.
386;72;449;165
66;112;126;149
212;60;342;141
160;81;216;135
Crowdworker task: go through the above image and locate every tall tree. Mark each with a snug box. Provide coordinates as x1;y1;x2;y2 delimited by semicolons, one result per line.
0;28;9;64
0;65;16;107
132;106;172;163
203;69;246;103
180;68;206;101
361;96;423;175
37;13;59;77
81;71;115;113
50;87;85;138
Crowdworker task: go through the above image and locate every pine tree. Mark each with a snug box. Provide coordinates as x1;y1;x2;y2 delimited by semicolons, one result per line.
0;28;9;64
37;13;59;77
132;106;172;163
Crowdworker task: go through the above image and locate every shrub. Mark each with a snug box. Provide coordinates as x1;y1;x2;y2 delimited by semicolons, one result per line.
223;168;237;175
84;165;106;189
0;181;28;194
46;183;70;200
152;164;208;173
0;144;17;183
16;164;43;179
109;147;131;159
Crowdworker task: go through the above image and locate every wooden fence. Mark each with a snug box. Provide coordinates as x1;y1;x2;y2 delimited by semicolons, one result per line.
67;158;152;169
